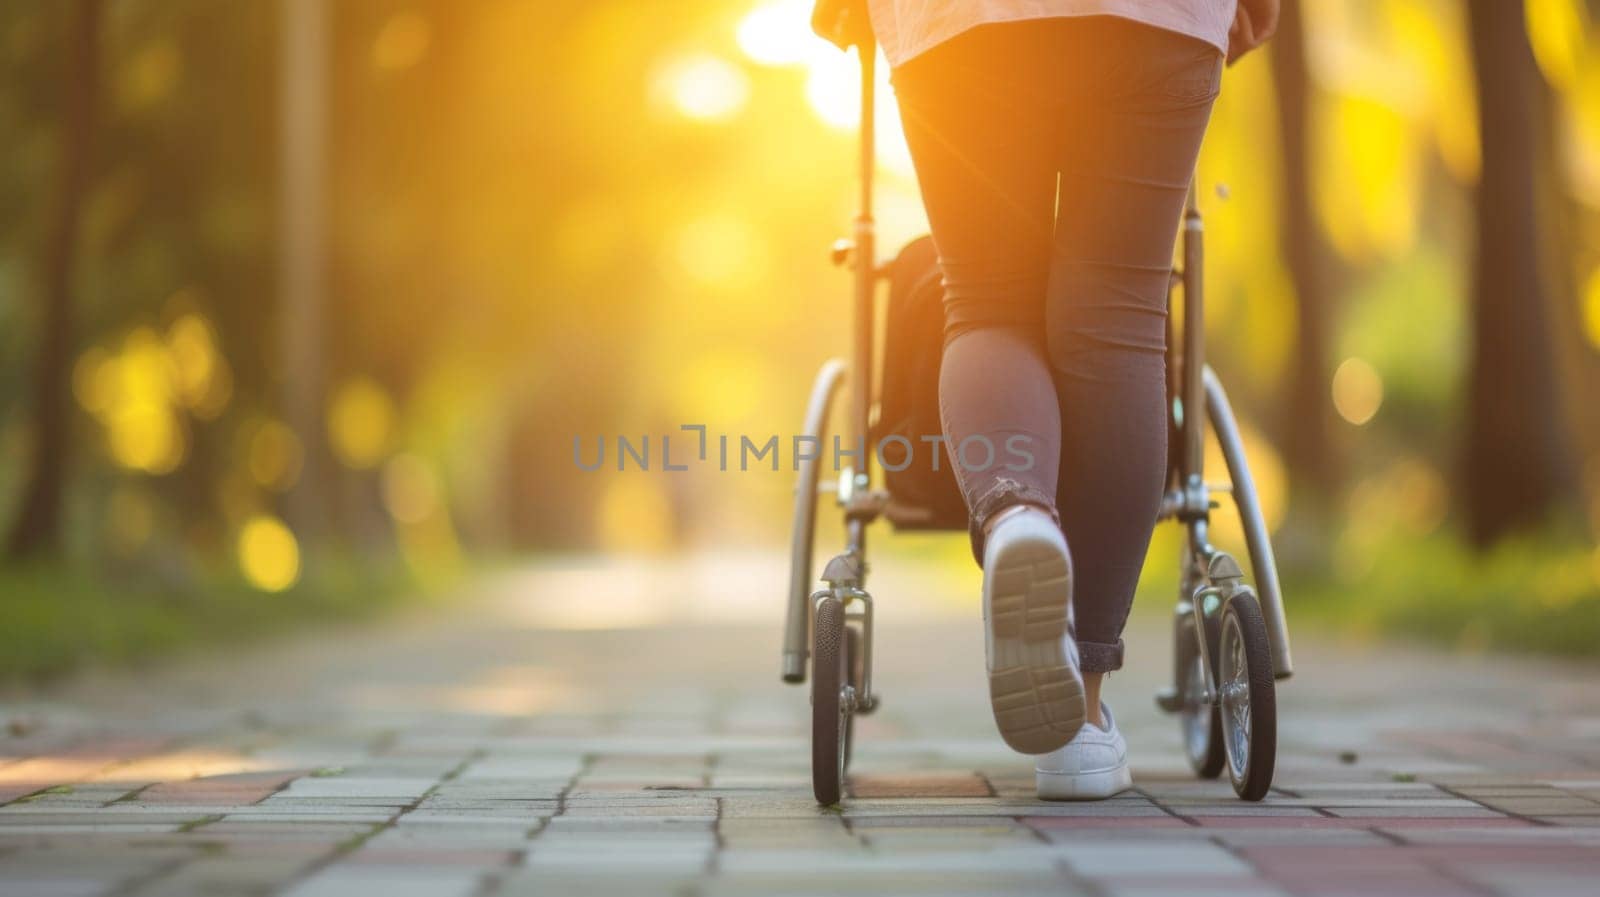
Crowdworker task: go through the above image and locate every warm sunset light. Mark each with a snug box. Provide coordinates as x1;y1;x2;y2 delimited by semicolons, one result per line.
655;53;750;121
737;0;815;66
673;211;768;290
3;4;1598;890
803;51;860;129
735;0;914;173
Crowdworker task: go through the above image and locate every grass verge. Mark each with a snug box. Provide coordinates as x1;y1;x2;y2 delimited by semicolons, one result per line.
1285;531;1599;658
0;557;420;682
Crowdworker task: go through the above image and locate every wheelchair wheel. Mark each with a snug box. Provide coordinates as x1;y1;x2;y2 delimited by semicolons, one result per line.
843;625;861;772
811;596;850;805
1218;591;1277;800
1175;606;1225;779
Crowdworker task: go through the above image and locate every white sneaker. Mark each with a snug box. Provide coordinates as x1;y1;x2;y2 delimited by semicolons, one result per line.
1035;703;1133;800
982;506;1086;754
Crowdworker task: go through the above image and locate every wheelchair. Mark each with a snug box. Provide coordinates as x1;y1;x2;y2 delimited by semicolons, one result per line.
781;44;1294;806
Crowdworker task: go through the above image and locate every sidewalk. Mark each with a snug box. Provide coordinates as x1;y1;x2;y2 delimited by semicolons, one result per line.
1;555;1597;896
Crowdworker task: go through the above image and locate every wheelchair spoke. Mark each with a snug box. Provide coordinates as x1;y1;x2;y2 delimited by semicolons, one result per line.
1221;617;1252;779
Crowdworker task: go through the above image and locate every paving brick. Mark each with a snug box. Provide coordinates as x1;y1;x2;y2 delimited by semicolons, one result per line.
280;778;436;800
281;865;488;897
1322;806;1509;819
1473;797;1600;816
1025;816;1190;830
850;773;992;798
1058;842;1254;877
1191;815;1531;830
1163;805;1324;817
1531;815;1600;827
5;562;1598;896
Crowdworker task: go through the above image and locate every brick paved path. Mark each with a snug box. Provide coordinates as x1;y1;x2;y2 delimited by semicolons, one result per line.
2;556;1598;896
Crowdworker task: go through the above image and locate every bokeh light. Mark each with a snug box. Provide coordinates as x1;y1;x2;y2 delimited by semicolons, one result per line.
328;377;396;470
731;4;914;176
654;54;749;121
372;11;432;73
237;514;301;592
737;0;815;66
107;402;183;475
1332;357;1384;426
166;313;230;420
81;328;189;475
802;49;859;129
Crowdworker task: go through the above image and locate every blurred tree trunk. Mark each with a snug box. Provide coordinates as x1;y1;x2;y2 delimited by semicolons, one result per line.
279;0;329;550
1269;0;1338;519
1531;29;1599;504
6;0;102;560
1462;0;1575;546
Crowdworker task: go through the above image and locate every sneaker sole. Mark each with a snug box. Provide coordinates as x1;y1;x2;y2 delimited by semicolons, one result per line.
984;523;1085;754
1036;764;1133;801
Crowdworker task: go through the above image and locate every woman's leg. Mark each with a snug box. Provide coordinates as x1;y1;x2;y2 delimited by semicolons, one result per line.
893;28;1063;544
1047;20;1223;677
895;29;1090;754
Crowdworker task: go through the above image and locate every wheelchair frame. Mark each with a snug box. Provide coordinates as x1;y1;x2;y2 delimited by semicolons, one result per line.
782;42;1293;805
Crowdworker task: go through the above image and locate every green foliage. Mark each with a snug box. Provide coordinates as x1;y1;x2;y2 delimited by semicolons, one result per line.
1289;529;1600;658
0;557;417;681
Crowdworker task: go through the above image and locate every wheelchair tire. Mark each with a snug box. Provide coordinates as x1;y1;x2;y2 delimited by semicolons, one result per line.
1219;591;1277;801
844;625;861;773
812;596;849;805
1175;607;1226;779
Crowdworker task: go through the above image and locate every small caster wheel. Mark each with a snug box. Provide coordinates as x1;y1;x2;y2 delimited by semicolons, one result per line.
1218;590;1277;801
811;596;850;805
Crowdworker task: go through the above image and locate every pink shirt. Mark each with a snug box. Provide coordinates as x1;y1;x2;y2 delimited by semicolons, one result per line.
868;0;1237;67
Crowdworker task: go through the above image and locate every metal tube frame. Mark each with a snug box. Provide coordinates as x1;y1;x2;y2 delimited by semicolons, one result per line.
846;42;878;542
834;40;882;583
1158;184;1294;685
783;41;886;694
821;41;883;570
